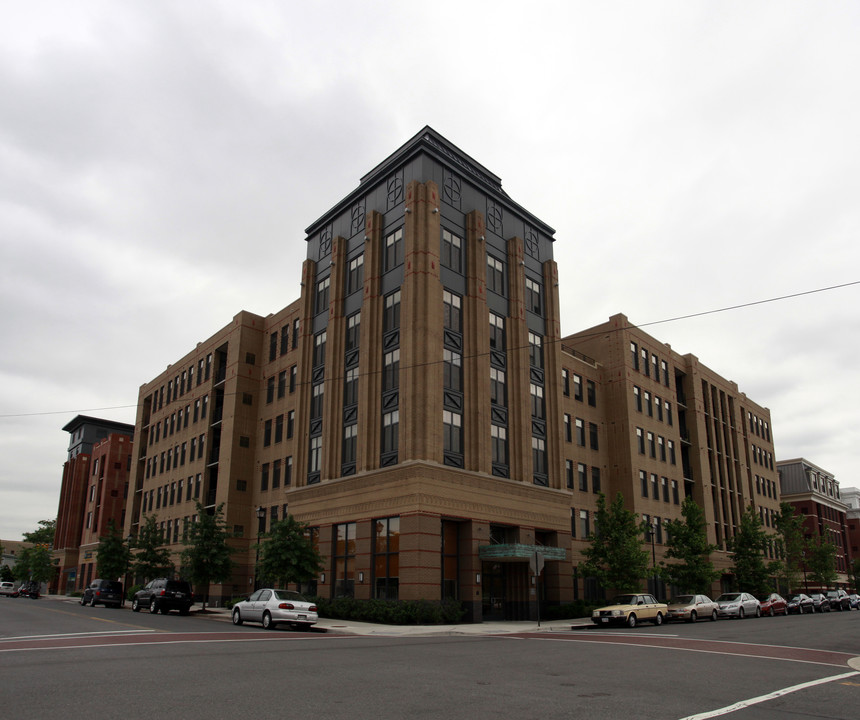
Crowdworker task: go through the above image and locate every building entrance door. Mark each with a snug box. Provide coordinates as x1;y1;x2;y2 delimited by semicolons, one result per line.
481;562;506;620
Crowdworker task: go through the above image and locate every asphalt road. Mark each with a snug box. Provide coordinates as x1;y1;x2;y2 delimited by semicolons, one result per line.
2;597;858;719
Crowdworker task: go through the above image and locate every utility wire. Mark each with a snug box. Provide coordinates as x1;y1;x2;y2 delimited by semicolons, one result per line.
1;279;857;420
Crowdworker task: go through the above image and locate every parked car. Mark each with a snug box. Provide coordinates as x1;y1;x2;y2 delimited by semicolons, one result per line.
848;594;860;610
826;589;851;611
786;594;814;614
132;579;193;615
757;593;788;617
80;579;124;608
666;594;719;622
808;593;831;612
0;581;16;597
231;588;318;630
715;592;761;619
591;593;668;628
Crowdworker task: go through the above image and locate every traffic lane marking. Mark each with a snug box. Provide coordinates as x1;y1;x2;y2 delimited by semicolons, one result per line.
504;632;858;667
676;670;860;719
0;630;352;653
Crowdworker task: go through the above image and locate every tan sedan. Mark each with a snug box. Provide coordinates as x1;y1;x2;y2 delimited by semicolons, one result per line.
591;593;668;628
666;594;719;622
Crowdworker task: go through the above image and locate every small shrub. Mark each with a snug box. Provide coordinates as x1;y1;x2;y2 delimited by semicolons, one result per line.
544;600;602;620
126;584;143;601
312;596;466;625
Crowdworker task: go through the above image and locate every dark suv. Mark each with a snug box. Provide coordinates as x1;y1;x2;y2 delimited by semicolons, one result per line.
826;589;851;611
80;580;124;608
132;579;194;615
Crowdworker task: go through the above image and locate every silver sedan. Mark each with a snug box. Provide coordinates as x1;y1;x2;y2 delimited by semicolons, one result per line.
715;592;761;619
231;589;318;630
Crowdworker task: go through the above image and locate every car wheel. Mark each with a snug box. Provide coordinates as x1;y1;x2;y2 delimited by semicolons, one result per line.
769;607;775;617
710;609;718;621
262;611;275;629
232;609;243;626
627;613;637;628
79;595;86;606
132;598;140;612
149;600;159;614
689;610;698;623
798;605;803;614
653;612;663;626
738;608;745;619
755;606;761;618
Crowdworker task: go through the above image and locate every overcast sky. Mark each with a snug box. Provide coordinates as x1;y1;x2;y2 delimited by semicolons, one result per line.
2;1;858;540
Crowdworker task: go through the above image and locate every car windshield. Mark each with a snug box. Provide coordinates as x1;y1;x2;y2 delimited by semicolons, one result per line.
273;590;309;602
789;596;804;602
672;596;694;604
611;595;638;605
717;594;740;601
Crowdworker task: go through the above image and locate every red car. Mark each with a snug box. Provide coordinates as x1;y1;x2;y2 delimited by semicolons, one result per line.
757;593;787;616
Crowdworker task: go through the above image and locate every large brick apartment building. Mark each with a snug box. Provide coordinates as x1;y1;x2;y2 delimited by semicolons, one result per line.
121;128;783;620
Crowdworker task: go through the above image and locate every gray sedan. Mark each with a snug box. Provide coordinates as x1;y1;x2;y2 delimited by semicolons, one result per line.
231;588;318;630
715;592;761;619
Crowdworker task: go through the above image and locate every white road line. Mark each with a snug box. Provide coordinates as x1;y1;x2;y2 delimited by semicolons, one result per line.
1;630;157;641
677;671;860;719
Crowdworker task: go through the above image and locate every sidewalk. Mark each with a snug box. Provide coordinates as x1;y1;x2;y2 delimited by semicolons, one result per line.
47;594;590;636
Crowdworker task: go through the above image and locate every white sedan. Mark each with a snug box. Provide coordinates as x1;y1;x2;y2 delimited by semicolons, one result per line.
715;592;761;619
231;588;318;630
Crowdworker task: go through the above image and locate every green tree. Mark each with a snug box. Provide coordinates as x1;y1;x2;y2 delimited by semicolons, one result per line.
258;515;324;589
805;536;837;589
0;564;13;582
659;496;720;594
96;520;131;581
13;545;56;586
23;519;56;547
772;502;806;594
131;515;173;582
728;503;775;596
180;503;235;610
581;492;650;594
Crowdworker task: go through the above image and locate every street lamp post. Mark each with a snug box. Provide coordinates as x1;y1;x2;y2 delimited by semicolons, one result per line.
254;506;266;591
124;534;134;607
648;520;657;597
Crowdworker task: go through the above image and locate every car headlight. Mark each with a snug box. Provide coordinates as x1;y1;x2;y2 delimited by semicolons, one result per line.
612;610;625;616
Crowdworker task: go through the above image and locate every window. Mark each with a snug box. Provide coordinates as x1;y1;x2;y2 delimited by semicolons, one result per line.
566;460;574;488
589;423;599;451
658;436;665;461
661;360;669;386
575;418;585;446
310;384;324;419
651;473;659;499
444;349;462;391
662;477;669;502
384;290;401;332
631;342;639;370
346;313;360;351
587;380;596;407
373;517;400;600
292;318;300;349
287;410;294;439
579;509;590;538
668;440;676;465
671;479;679;505
277;370;286;399
525;276;542;315
443;290;461;332
290;365;297;393
489;313;505;351
640;470;648;497
579;463;588;492
313;330;326;367
655;396;663;421
634;386;642;412
528;332;543;368
562;368;570;396
574;373;583;401
263;420;272;447
342;424;357;464
333;522;356;598
443;410;462;454
564;414;572;442
487;255;504;294
665;401;672;426
309;436;322;473
269;332;278;362
652;354;659;380
441;229;462;273
261;463;269;492
491;424;508;465
280;325;289;355
490;367;506;406
346;254;364;295
383;228;403;271
641;348;649;375
344;367;359;406
532;437;546;476
284;456;293;486
644;390;652;416
648;431;656;457
383;349;400;391
266;376;275;404
274;414;284;443
592;467;601;493
530;383;545;418
272;459;281;489
382;410;399;454
637;427;645;454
